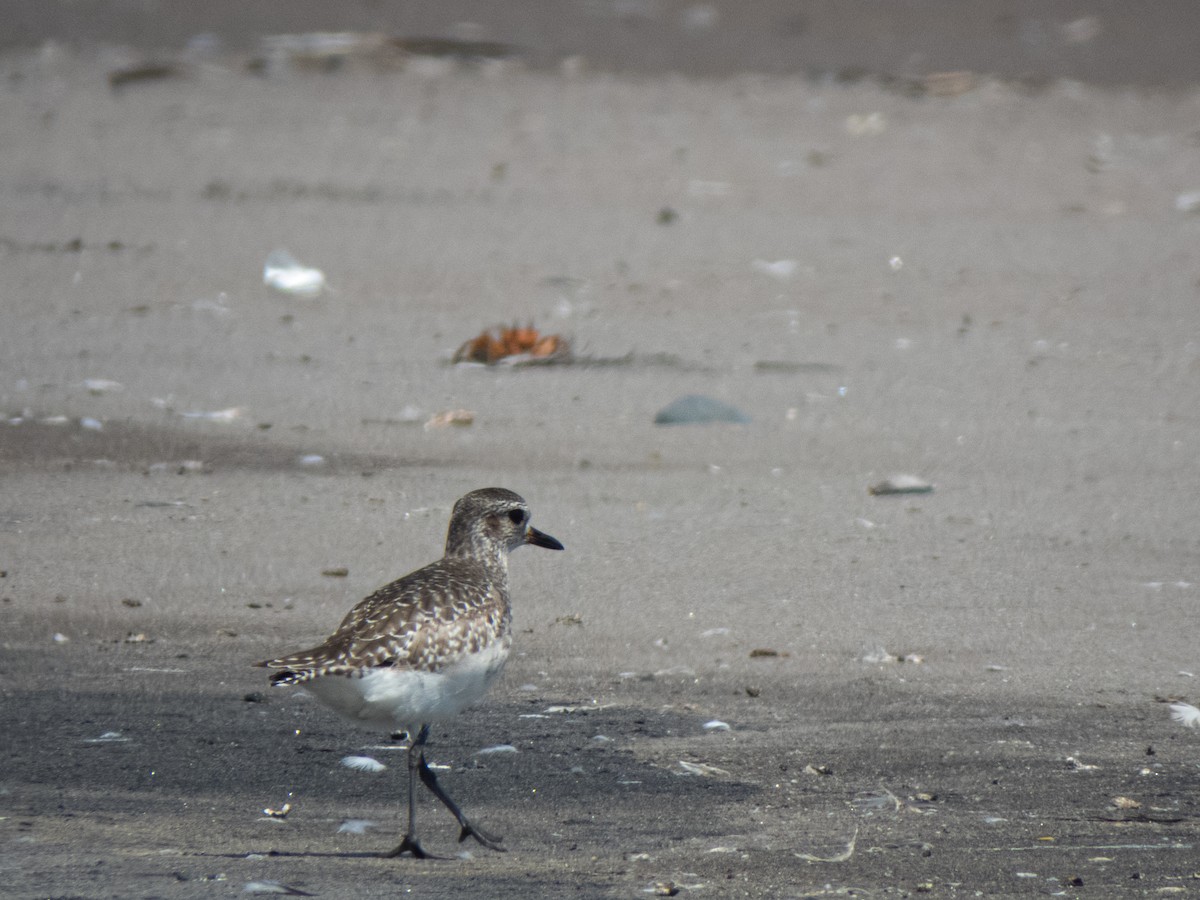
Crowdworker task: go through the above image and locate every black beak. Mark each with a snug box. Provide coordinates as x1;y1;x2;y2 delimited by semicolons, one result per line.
525;526;564;551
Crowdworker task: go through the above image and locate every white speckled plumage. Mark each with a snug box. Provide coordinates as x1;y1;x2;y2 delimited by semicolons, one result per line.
254;487;563;857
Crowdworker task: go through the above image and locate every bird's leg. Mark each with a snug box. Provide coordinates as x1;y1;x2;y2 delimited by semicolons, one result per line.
415;739;505;851
382;724;439;859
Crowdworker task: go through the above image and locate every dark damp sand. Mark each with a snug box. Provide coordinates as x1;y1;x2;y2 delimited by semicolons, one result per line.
2;8;1200;897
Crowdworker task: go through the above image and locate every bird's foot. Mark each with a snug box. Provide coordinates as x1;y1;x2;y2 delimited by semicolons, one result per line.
458;821;505;852
383;834;443;860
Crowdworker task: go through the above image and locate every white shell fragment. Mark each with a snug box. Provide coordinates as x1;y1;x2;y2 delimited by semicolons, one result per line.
1169;702;1200;728
751;258;799;281
179;406;245;423
868;474;934;496
702;720;731;731
263;249;326;297
83;731;129;743
1175;191;1200;213
84;378;124;394
243;881;314;896
476;744;518;755
677;760;731;777
340;755;386;773
337;819;377;834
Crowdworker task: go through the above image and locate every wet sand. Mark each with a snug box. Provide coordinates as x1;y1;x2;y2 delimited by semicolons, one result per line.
2;8;1200;897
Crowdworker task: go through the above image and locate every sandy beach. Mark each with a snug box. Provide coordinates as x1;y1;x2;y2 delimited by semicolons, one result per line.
2;3;1200;896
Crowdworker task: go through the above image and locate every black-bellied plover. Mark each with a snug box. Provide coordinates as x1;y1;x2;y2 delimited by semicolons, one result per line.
255;487;563;858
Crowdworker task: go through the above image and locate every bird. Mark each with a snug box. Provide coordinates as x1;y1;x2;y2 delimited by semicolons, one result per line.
254;487;563;858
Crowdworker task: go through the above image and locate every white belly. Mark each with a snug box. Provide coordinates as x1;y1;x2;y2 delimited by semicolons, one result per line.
303;639;510;731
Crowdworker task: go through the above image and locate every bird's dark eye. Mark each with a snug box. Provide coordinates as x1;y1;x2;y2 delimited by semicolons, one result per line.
507;509;525;525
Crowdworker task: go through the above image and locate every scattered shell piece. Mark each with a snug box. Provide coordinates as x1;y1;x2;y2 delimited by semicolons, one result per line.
794;825;859;862
337;819;377;834
477;744;518;755
298;454;325;466
424;409;474;430
243;881;313;896
751;258;799;281
648;882;680;897
703;720;731;731
263;249;326;297
40;415;70;426
869;474;933;495
846;112;886;136
52;632;69;643
1175;191;1200;213
179;406;245;423
81;416;106;431
453;323;571;365
1169;702;1200;728
341;755;386;773
803;763;832;776
923;71;976;96
83;731;129;743
262;802;292;818
123;632;149;643
699;627;730;637
84;378;123;394
1111;796;1141;809
1065;756;1100;771
654;395;750;426
677;760;730;777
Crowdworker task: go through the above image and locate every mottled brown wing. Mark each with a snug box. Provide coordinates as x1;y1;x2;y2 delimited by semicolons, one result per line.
256;558;508;684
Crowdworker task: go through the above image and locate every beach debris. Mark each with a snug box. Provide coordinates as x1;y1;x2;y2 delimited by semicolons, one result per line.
263;249;326;297
1111;796;1141;809
341;755;386;773
647;881;680;897
852;788;903;815
846;112;886;136
476;744;518;755
751;258;799;280
179;406;246;423
424;408;474;430
553;613;584;626
923;71;977;96
297;454;325;466
677;760;730;777
452;323;571;365
749;647;780;658
83;378;123;394
868;474;934;496
337;819;377;834
321;567;349;578
83;731;129;743
108;61;184;90
80;416;103;431
1175;191;1200;214
654;394;750;426
1168;701;1200;728
256;32;515;74
243;881;313;896
1065;756;1100;771
795;826;859;862
52;632;69;643
702;720;731;731
262;802;292;818
862;647;924;664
